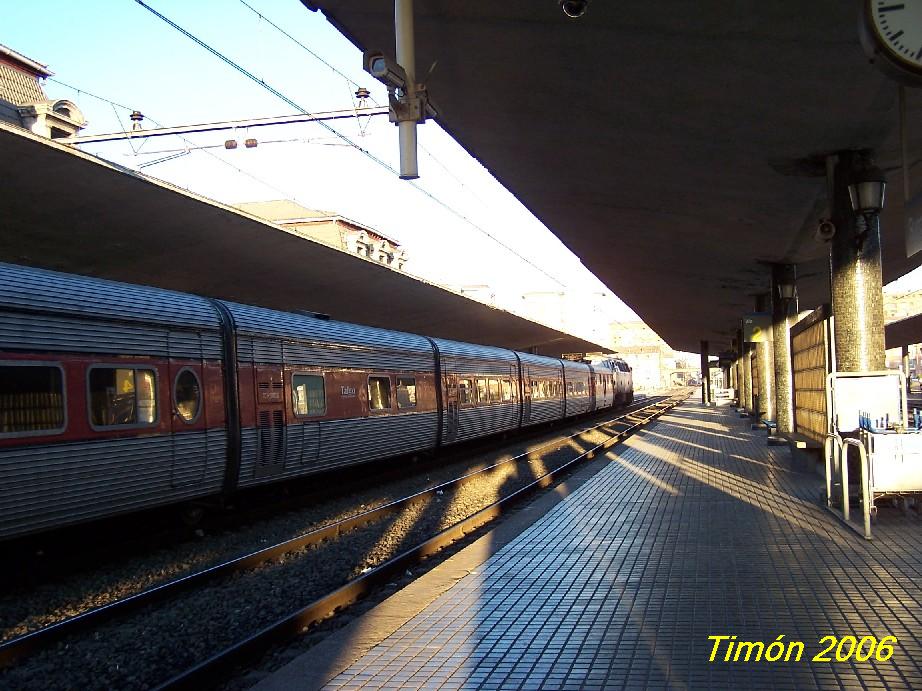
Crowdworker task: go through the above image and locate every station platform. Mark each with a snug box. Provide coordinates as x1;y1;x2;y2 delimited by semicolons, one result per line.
256;400;922;690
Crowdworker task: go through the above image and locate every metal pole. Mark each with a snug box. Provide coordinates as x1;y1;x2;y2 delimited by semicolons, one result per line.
903;345;911;393
396;0;419;179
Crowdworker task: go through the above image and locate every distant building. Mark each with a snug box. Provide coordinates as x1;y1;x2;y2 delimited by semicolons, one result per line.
0;44;86;138
884;289;922;324
235;200;407;271
609;320;676;390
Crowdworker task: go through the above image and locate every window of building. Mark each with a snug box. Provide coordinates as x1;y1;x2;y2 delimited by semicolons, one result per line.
174;369;202;423
488;379;500;403
459;379;473;404
293;373;326;417
89;367;157;427
396;376;417;409
0;363;65;435
475;378;488;404
368;376;392;410
501;379;514;402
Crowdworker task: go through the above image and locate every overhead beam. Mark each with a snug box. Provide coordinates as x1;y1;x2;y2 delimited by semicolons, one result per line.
62;107;388;144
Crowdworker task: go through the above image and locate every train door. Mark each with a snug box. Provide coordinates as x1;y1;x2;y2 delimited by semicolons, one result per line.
523;369;532;424
589;370;597;412
169;359;208;488
254;364;286;478
445;373;459;443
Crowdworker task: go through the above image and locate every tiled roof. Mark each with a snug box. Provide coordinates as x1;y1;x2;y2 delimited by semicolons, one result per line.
0;62;46;107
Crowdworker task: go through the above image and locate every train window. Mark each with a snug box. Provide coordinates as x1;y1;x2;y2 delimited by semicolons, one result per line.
368;376;392;410
488;379;500;403
397;377;417;409
459;379;472;404
0;363;65;436
88;367;157;427
173;369;202;423
293;374;326;417
475;378;488;404
501;379;514;402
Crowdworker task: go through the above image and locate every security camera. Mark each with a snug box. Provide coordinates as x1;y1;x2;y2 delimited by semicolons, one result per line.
815;219;836;242
560;0;589;18
363;50;408;91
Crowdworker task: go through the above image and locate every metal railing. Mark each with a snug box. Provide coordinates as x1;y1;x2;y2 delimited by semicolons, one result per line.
824;432;872;539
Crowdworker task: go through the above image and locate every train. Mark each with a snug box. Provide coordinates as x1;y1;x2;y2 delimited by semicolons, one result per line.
0;262;633;541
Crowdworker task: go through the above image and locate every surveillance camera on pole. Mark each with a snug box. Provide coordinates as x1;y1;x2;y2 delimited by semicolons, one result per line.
364;50;408;92
363;45;435;179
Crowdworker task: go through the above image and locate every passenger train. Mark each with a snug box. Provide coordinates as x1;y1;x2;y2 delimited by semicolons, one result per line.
0;262;633;541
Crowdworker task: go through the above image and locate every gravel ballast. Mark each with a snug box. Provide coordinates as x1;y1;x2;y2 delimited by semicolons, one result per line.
0;403;662;690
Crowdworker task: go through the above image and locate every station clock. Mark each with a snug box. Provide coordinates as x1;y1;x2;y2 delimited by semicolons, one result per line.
858;1;922;86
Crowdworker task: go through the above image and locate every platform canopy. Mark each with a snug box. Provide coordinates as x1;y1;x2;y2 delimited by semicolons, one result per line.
304;0;922;352
0;123;605;357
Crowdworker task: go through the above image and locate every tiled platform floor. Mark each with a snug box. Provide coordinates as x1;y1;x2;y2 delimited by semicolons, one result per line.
280;401;922;690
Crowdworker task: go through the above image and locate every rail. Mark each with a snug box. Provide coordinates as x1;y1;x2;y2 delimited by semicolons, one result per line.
0;394;686;672
154;393;686;690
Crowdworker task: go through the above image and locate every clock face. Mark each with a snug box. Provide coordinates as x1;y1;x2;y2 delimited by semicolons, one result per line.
869;1;922;71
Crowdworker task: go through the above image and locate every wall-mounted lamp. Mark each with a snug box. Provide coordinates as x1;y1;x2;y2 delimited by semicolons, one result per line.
773;263;798;315
777;281;797;302
848;165;886;251
848;165;887;215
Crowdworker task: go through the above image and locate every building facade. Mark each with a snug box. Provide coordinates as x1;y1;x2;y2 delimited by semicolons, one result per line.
235;200;407;271
0;44;85;138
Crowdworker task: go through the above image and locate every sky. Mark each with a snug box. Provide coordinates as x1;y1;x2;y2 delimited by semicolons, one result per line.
4;0;644;349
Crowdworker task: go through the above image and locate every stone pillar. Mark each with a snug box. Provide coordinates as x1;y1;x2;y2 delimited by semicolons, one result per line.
903;345;910;393
741;339;753;413
733;357;740;401
828;152;886;372
771;264;796;434
754;295;775;421
700;340;710;404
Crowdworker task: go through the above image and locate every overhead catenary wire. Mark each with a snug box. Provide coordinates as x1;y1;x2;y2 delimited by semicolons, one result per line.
50;72;314;206
134;0;568;288
133;0;394;173
237;0;370;96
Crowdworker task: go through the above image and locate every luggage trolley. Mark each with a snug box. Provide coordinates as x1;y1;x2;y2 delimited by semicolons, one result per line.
824;370;922;539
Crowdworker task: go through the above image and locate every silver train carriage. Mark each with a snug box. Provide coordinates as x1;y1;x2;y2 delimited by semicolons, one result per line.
0;262;632;540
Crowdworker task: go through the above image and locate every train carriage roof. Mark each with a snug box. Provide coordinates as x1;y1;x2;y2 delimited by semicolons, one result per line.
223;299;434;354
429;337;519;364
0;262;221;330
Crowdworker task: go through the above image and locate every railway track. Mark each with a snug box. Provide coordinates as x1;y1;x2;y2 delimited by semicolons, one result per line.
0;393;687;690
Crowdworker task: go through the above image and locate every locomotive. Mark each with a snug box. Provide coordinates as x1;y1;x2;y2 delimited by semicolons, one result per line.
0;262;632;541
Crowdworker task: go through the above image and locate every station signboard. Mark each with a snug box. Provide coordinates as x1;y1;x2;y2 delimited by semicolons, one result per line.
743;313;771;343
